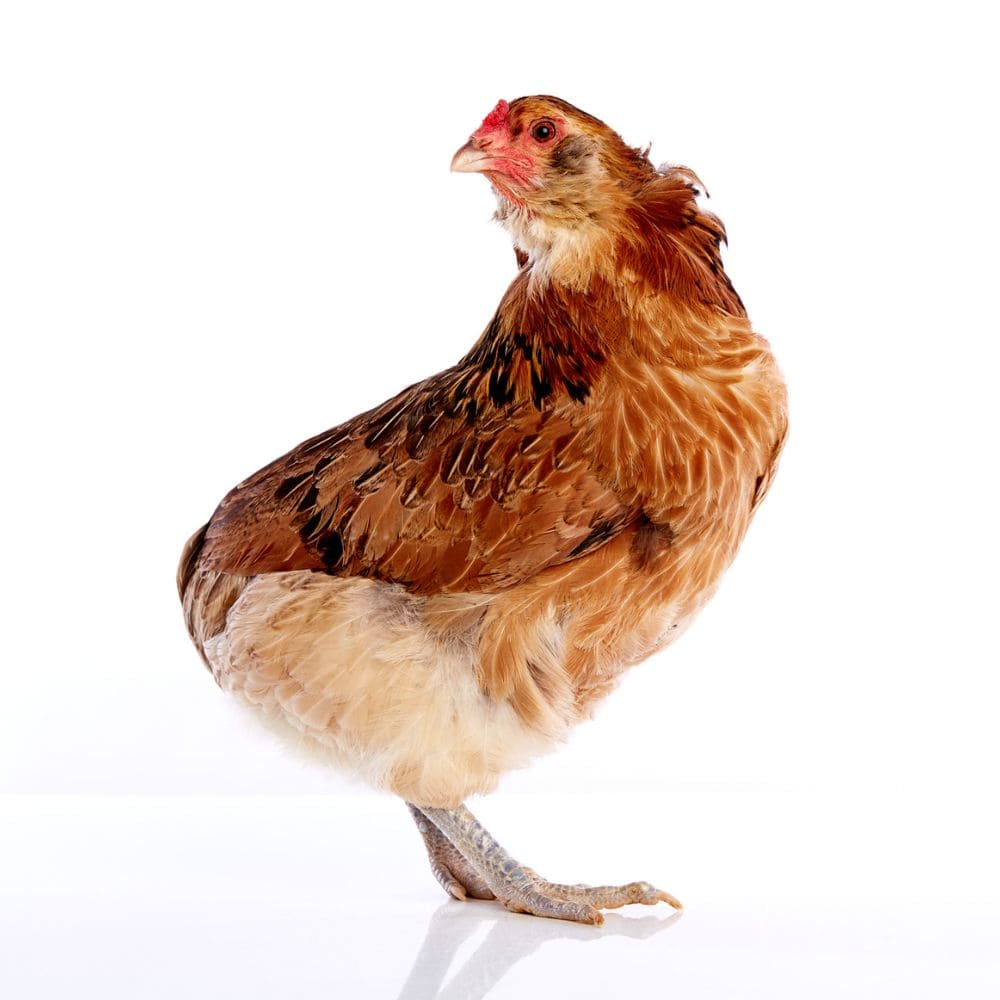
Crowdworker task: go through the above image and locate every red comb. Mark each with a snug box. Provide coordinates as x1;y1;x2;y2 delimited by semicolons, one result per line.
476;99;509;135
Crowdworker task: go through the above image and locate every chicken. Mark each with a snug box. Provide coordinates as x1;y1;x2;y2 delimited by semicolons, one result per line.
178;95;787;924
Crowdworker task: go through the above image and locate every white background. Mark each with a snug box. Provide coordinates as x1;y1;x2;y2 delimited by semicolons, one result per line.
2;1;998;996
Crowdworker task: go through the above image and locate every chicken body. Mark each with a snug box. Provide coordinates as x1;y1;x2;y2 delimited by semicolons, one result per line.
179;96;787;921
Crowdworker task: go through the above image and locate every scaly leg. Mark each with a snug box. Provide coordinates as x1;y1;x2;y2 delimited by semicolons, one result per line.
407;803;496;901
416;802;682;925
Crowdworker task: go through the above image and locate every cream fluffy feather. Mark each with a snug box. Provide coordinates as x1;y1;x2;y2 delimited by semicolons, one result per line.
203;574;563;806
201;570;694;807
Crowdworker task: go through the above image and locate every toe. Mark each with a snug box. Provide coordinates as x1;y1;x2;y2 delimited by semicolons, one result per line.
620;880;683;909
463;883;497;901
429;860;468;901
626;880;673;905
503;890;603;925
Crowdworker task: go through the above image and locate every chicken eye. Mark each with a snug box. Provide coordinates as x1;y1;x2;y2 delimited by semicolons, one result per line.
530;119;556;143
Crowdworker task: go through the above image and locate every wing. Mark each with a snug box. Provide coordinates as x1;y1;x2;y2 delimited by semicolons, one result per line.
200;367;632;595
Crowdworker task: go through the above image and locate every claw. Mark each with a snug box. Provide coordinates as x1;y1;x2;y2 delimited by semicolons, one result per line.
656;889;684;909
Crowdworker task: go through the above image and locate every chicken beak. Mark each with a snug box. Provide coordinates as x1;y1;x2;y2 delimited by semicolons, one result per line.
450;140;495;174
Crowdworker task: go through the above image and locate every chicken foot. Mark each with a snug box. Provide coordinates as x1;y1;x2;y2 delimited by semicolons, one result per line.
412;802;682;925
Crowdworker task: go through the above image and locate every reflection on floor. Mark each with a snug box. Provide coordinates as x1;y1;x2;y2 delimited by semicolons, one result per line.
397;902;682;1000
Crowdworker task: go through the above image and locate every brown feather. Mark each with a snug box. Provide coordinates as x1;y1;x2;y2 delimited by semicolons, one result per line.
199;277;631;594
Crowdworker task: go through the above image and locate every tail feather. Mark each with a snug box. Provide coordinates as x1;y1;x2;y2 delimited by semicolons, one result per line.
177;523;209;602
178;522;247;674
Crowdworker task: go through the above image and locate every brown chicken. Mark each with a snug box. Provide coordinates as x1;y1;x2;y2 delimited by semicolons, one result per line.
178;96;787;924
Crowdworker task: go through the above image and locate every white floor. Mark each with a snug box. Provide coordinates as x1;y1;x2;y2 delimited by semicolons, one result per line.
2;789;997;998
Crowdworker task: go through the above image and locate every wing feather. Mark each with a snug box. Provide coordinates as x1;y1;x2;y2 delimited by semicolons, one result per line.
200;372;632;595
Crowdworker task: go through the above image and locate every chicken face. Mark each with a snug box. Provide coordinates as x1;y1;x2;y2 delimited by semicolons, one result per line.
450;98;567;207
451;96;654;275
452;97;632;204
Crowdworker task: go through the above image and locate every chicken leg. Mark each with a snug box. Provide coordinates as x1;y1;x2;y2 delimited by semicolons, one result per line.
408;803;496;901
412;802;682;925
